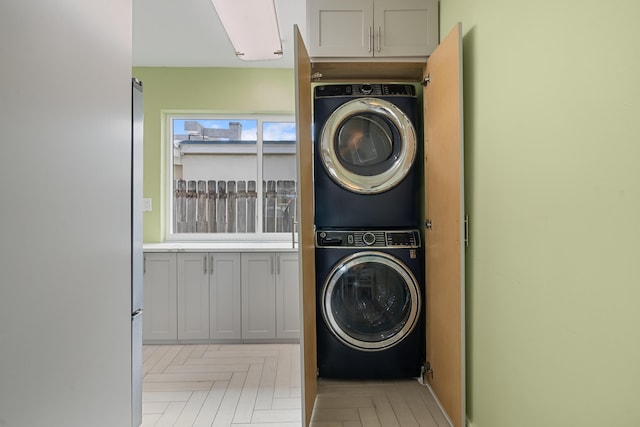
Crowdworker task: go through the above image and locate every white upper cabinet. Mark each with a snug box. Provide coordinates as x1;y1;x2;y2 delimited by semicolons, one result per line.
307;0;439;58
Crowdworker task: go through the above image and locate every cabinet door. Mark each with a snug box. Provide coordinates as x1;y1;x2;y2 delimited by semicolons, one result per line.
374;0;438;57
294;25;317;427
424;23;465;427
276;253;301;339
209;253;241;340
142;253;177;341
241;253;276;339
308;0;373;57
177;253;210;340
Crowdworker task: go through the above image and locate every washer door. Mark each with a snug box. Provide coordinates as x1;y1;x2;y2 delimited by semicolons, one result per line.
320;98;417;194
321;251;421;351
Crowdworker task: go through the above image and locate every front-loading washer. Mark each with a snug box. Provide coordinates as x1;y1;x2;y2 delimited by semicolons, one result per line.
313;83;421;228
315;228;424;379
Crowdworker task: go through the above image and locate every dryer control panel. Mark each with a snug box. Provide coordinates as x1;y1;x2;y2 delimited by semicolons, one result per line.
314;83;416;98
316;230;421;248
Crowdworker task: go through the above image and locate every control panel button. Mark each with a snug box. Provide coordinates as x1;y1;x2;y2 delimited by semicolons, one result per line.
362;232;376;246
360;84;373;95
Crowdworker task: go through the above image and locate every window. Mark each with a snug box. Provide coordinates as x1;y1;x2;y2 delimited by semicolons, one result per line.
167;114;297;241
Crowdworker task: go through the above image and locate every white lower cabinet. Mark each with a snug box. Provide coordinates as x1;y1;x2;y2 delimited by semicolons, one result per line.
209;253;242;339
276;253;301;339
143;250;299;342
177;253;243;340
241;252;301;340
241;253;276;339
177;253;210;340
143;253;177;341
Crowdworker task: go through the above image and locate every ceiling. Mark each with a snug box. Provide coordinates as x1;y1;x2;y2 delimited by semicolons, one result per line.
133;0;307;68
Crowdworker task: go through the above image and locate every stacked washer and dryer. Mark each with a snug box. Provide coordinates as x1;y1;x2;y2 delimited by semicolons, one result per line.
313;83;425;379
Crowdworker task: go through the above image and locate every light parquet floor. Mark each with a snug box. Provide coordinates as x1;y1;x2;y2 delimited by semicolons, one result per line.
142;344;449;427
310;379;450;427
142;343;302;427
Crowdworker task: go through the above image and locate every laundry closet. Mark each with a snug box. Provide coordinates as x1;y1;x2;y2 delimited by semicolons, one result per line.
294;4;465;426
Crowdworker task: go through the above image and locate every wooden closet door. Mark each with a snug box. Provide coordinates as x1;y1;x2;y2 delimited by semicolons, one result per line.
294;25;316;427
423;23;465;427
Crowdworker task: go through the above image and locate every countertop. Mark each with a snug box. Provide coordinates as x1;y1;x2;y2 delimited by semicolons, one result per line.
143;241;298;253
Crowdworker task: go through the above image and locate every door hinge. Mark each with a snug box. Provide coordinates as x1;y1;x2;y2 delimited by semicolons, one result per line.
421;73;431;86
464;214;469;247
425;361;434;380
425;219;432;230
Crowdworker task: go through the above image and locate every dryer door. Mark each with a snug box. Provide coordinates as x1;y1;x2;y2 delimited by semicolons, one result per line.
319;98;417;194
321;251;421;351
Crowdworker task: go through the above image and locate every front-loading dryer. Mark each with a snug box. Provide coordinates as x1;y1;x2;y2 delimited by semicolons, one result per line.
313;83;421;228
315;229;424;379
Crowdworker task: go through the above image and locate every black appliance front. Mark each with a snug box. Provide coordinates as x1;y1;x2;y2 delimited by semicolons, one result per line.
315;229;424;379
313;83;421;228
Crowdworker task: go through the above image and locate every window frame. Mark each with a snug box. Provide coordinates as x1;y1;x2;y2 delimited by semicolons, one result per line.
164;111;297;243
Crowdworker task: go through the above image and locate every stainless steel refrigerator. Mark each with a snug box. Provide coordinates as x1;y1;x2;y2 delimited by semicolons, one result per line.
131;78;144;427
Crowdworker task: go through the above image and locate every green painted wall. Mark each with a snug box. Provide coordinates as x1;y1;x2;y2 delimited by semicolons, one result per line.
440;1;640;427
131;67;295;242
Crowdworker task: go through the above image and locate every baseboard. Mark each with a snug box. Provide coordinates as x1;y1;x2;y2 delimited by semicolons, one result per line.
419;376;470;427
421;381;454;427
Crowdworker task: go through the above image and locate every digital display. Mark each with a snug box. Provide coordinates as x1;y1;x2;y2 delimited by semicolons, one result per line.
387;232;417;246
389;233;409;245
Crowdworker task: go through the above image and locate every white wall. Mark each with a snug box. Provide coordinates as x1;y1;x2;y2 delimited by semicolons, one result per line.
0;1;132;426
183;155;259;182
182;154;298;182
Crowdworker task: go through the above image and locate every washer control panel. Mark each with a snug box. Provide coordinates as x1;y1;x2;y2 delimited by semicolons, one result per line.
316;230;421;248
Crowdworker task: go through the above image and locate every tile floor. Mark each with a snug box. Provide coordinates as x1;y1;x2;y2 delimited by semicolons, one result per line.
142;343;301;426
311;378;450;426
142;344;448;427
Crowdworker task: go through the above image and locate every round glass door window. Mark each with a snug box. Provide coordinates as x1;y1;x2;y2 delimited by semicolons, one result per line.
321;252;421;351
320;98;417;194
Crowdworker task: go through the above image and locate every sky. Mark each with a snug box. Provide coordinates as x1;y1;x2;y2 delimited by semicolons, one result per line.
173;119;296;142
